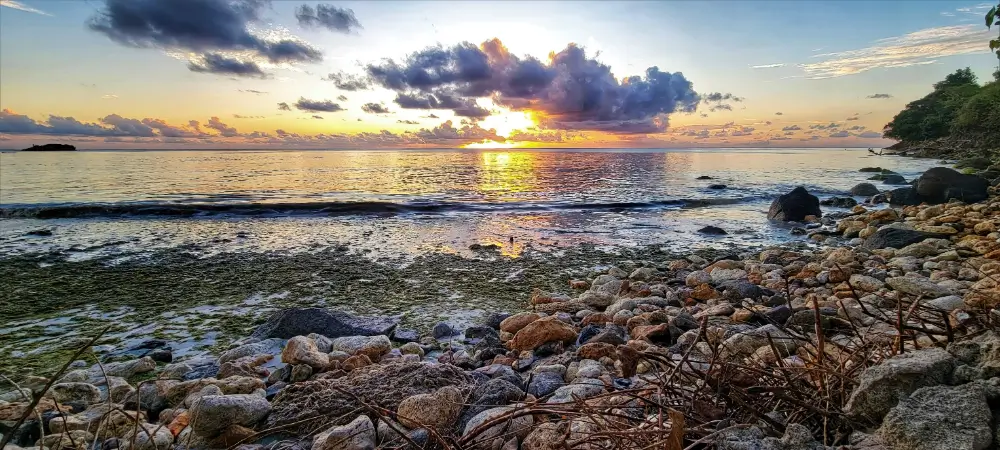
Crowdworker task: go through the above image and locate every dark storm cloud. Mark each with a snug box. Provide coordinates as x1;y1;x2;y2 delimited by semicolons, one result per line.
206;116;239;137
782;125;801;131
294;97;344;112
0;109;219;139
359;39;706;133
361;103;391;114
277;102;292;111
295;4;361;33
88;0;322;75
188;53;268;78
867;93;892;99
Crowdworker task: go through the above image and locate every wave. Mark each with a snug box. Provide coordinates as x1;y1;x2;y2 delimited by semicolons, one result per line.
0;195;772;220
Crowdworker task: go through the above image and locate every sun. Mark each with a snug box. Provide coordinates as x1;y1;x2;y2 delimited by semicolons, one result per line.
477;107;536;138
464;139;520;149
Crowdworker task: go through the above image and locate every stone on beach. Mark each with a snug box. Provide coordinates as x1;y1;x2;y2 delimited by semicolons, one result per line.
251;308;399;340
189;394;271;436
313;415;376;450
767;186;821;222
508;316;578;352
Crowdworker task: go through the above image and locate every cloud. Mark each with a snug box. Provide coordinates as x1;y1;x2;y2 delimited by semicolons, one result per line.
277;102;291;111
361;103;391;114
188;53;268;78
397;119;420;125
102;94;118;99
857;131;882;138
782;125;801;131
412;120;501;142
294;97;344;112
775;112;783;115
810;122;840;130
88;0;322;76
312;115;324;119
359;39;707;133
325;72;370;91
801;25;992;79
867;93;893;99
829;131;850;138
206;116;238;137
141;118;199;137
295;4;361;33
846;116;859;121
238;89;268;94
848;125;865;131
0;0;50;16
751;63;784;69
100;114;157;136
422;114;439;119
784;131;795;135
232;114;264;119
336;95;348;101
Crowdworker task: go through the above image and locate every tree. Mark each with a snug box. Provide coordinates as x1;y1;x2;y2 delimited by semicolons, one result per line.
989;3;999;69
953;82;1000;137
883;68;981;142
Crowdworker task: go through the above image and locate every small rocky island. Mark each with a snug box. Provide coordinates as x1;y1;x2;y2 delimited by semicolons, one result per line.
21;144;77;152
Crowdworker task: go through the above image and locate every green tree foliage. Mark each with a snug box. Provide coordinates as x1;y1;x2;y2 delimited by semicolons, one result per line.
989;3;999;59
953;81;1000;137
882;68;981;141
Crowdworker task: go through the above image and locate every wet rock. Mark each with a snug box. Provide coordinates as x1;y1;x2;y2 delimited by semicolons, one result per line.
313;415;376;450
863;228;943;250
508;316;577;352
850;183;881;196
397;386;463;430
768;187;821;222
698;226;727;235
876;382;992;450
481;312;512;330
251;308;399;340
190;394;271;437
281;336;330;369
846;347;955;424
330;335;391;360
708;184;727;190
268;362;473;431
886;187;922;206
882;174;908;185
915;167;989;205
821;197;858;208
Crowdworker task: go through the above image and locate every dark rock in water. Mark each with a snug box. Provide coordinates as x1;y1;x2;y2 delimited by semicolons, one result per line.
954;157;992;170
432;322;457;339
696;175;713;180
21;143;76;152
527;371;565;397
251;308;399;340
914;167;989;204
820;197;858;208
859;167;885;173
148;349;172;363
268;362;474;431
390;328;419;343
469;243;501;251
698;225;727;235
789;227;807;235
849;183;880;196
863;228;945;250
767;186;821;222
26;229;53;236
886;187;922;206
471;334;505;362
708;184;727;190
868;194;887;204
882;174;908;185
481;312;511;329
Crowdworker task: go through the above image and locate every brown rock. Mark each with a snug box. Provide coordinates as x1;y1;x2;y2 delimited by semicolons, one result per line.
209;424;256;448
281;336;329;369
342;354;373;372
580;313;610;326
691;283;719;301
577;342;617;361
630;323;671;342
508;316;577;352
499;312;542;334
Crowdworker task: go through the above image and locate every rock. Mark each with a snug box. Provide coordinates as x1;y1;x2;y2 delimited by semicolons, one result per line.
767;187;822;222
863;228;942;250
522;422;564;450
686;270;712;287
251;308;399;340
849;274;885;292
148;349;172;363
876;382;992;450
720;324;795;359
850;183;881;196
39;429;94;450
313;415;376;450
390;328;419;343
50;383;100;405
821;197;858;208
526;371;565;398
330;335;391;360
190;394;271;437
218;339;283;364
481;312;512;329
914;167;989;204
508;316;577;352
927;295;965;311
432;322;457;339
845;347;955;424
955;157;992;170
462;406;534;448
101;357;156;378
460;379;525;429
281;336;330;369
499;312;540;334
118;423;173;450
587;325;628;346
396;386;463;430
399;342;424;357
708;184;727;189
290;364;313;383
886;187;922;206
711;268;747;283
896;242;939;258
886;276;954;298
466;325;499;341
698;226;727;235
547;381;606;404
882;174;908;185
268;362;473;431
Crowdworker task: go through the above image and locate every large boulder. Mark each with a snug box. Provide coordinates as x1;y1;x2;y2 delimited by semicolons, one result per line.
189;394;271;437
508;316;577;352
850;183;880;196
267;362;473;431
251;308;399;340
845;348;955;424
886;187;922;206
313;415;376;450
863;228;944;250
876;382;993;450
767;187;821;222
914;167;989;205
396;386;463;430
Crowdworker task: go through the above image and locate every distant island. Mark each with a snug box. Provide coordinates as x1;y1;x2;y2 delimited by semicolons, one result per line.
21;144;77;151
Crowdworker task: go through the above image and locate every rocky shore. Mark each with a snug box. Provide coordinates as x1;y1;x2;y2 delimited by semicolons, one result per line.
4;165;1000;450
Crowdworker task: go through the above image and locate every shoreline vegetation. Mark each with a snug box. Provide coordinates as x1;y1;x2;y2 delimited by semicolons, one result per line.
20;144;77;152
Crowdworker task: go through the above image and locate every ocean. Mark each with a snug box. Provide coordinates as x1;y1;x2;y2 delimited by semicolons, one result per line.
0;148;937;260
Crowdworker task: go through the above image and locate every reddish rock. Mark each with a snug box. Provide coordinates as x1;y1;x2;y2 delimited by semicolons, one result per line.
577;342;617;361
691;283;719;301
500;312;541;334
508;316;578;352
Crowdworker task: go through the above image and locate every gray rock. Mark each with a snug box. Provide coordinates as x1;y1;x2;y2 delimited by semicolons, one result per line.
432;322;457;339
218;339;283;364
863;228;945;250
159;363;192;379
546;380;606;404
100;357;156;379
850;183;880;196
588;325;628;346
720;324;795;359
876;382;992;450
886;276;953;298
462;406;534;448
926;295;964;311
846;348;955;424
459;378;524;430
313;415;376;450
119;423;174;450
190;394;272;436
50;382;100;405
527;371;564;398
330;335;391;358
251;308;399;340
914;167;989;205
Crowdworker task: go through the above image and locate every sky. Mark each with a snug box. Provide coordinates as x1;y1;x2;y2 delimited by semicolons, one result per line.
0;0;997;150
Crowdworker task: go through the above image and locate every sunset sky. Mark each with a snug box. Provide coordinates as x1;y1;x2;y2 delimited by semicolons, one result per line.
0;0;997;149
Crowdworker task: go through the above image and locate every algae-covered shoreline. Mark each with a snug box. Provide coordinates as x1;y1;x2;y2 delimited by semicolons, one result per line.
0;242;757;378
